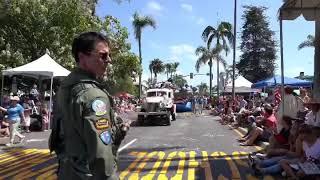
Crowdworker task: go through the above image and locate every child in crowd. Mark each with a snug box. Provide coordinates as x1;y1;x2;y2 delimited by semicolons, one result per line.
280;126;320;179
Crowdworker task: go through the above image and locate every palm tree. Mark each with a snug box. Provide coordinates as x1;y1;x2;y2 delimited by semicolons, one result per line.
132;11;156;98
202;22;234;97
150;58;164;82
195;45;227;96
149;63;153;83
165;63;172;79
298;35;315;50
171;62;180;78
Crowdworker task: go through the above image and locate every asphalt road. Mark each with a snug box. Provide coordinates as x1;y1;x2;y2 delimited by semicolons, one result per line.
0;113;276;180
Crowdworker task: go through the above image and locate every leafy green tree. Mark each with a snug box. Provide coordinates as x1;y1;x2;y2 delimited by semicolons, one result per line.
172;75;187;89
298;35;315;50
132;11;156;98
0;0;140;96
197;83;208;95
202;22;234;96
150;58;164;82
236;6;277;83
0;0;101;69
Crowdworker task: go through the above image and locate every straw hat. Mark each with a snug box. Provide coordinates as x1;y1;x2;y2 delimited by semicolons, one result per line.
10;96;20;101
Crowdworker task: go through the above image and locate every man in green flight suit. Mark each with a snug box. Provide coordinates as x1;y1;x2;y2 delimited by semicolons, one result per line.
51;32;129;180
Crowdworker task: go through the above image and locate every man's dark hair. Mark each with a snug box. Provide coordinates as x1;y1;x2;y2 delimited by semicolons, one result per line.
71;32;110;63
264;105;273;115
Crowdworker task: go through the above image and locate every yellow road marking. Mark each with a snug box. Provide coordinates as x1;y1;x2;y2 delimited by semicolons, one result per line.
188;151;199;180
34;165;58;180
158;151;177;180
171;151;186;180
219;152;241;179
12;163;57;180
247;174;259;180
201;151;213;180
0;149;37;164
141;151;165;180
0;154;54;179
232;151;249;167
129;151;159;180
119;151;147;179
0;148;25;158
263;175;275;180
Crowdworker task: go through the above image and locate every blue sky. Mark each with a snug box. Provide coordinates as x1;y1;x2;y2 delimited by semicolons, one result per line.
96;0;315;86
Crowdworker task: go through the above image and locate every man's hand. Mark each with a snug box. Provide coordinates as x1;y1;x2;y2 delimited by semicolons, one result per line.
121;122;130;132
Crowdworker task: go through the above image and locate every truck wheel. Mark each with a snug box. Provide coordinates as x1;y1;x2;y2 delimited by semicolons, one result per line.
172;112;176;121
138;115;144;126
166;115;171;126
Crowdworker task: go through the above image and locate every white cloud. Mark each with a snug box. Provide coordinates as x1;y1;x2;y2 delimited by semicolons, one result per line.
181;3;193;12
169;44;196;62
147;1;163;15
196;17;206;26
129;16;134;22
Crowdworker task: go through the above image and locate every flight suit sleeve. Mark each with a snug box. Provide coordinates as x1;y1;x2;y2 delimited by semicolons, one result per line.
74;94;116;177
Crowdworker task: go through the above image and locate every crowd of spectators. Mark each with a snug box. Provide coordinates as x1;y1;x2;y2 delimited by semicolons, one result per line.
212;86;320;179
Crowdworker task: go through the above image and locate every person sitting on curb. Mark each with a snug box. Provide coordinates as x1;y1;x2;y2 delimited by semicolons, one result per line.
249;124;307;176
239;105;277;146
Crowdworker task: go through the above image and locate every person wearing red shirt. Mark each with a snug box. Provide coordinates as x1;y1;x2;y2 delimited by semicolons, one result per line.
239;105;277;146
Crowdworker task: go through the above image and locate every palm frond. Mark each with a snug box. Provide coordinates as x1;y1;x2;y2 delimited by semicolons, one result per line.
217;55;227;70
195;46;207;56
132;11;156;40
195;55;208;72
298;40;314;50
202;26;215;42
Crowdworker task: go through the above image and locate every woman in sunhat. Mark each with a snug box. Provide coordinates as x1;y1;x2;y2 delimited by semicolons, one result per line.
304;100;320;127
0;96;26;147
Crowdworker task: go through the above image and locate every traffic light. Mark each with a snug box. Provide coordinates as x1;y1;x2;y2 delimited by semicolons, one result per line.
190;73;193;79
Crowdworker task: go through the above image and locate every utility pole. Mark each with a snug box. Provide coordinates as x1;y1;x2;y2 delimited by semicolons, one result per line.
232;0;237;100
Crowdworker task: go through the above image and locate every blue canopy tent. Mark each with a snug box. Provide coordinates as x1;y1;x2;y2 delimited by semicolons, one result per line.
251;75;312;88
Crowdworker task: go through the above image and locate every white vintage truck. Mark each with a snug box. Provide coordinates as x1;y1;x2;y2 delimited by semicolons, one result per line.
137;88;176;126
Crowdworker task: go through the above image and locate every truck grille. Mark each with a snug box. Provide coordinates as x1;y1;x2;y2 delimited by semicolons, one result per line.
147;103;160;112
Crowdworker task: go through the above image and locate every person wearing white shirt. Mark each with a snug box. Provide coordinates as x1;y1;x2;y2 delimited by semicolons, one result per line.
305;102;320;127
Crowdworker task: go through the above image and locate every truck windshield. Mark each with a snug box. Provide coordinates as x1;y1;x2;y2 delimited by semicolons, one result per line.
147;91;167;97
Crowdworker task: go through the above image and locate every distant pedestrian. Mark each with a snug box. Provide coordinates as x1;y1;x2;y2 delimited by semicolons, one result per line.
0;96;26;147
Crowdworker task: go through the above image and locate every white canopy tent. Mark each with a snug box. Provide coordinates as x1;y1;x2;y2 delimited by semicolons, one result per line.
1;54;71;121
224;76;259;93
2;54;70;77
226;75;252;88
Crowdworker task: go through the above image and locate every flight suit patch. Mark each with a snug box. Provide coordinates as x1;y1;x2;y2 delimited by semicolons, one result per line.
99;131;112;145
91;99;107;116
94;118;109;130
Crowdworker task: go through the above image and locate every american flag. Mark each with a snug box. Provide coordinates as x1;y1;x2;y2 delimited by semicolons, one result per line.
274;87;282;106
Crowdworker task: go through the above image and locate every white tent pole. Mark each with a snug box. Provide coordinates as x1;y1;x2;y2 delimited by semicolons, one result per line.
1;75;4;106
48;75;53;126
280;13;285;118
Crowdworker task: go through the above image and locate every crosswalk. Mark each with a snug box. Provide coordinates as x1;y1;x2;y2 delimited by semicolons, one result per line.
0;148;275;180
